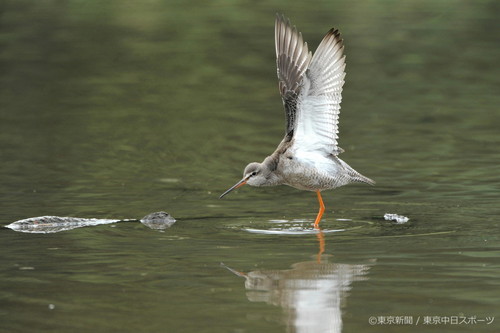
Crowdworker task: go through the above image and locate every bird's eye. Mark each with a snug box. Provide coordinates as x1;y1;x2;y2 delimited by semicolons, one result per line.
251;171;257;176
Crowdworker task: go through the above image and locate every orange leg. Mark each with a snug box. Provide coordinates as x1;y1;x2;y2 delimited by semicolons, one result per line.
313;190;325;229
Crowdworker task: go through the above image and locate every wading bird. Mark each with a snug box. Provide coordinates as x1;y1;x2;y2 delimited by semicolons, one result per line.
220;14;374;228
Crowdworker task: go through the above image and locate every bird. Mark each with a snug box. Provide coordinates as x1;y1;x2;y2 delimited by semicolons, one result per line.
219;14;374;229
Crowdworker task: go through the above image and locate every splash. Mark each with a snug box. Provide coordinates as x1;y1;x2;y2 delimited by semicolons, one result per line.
5;211;176;233
384;213;409;224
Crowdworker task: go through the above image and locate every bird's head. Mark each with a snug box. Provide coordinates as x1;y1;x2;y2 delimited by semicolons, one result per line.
219;162;269;198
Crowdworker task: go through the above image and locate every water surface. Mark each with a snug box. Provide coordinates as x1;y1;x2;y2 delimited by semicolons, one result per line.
1;1;499;332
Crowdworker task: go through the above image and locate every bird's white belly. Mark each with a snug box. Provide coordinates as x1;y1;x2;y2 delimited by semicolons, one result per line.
280;152;342;191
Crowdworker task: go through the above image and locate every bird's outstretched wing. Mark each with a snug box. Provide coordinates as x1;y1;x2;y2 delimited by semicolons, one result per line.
275;14;312;141
275;15;346;155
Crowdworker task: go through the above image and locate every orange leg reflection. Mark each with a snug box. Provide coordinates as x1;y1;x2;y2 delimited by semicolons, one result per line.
316;229;325;263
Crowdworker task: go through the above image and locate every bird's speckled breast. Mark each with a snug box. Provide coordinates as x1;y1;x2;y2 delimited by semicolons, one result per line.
277;155;349;191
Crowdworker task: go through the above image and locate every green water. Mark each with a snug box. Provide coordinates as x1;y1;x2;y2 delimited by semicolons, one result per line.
1;1;499;332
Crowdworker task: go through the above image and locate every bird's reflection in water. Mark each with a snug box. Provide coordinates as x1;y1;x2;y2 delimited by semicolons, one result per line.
223;232;374;333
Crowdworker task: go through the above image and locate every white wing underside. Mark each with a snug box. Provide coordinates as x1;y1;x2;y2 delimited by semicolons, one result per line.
275;15;346;157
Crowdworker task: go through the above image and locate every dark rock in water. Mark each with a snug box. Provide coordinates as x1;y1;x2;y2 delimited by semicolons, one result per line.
140;211;176;230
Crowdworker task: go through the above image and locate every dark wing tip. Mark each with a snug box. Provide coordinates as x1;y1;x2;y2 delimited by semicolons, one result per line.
325;28;343;42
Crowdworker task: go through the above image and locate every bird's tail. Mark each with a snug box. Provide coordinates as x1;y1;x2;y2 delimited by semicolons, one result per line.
336;157;375;186
352;172;375;186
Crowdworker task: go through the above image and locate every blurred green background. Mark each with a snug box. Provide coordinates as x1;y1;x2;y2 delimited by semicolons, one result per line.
1;1;499;332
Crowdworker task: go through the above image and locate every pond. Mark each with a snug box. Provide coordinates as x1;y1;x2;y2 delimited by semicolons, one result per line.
1;1;499;332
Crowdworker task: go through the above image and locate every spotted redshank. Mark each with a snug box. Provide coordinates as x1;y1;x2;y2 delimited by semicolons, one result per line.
220;14;374;228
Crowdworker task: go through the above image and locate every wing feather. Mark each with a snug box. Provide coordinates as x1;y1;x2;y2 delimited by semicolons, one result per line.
275;14;312;140
293;28;346;155
275;15;346;155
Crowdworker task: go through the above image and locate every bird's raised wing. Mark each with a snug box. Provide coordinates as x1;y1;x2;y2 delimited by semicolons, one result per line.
275;14;312;141
276;15;346;155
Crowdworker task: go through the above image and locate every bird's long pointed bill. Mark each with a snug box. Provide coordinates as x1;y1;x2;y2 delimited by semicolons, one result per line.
219;178;247;199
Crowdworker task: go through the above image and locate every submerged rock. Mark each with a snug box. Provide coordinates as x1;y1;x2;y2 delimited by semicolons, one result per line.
140;211;176;230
